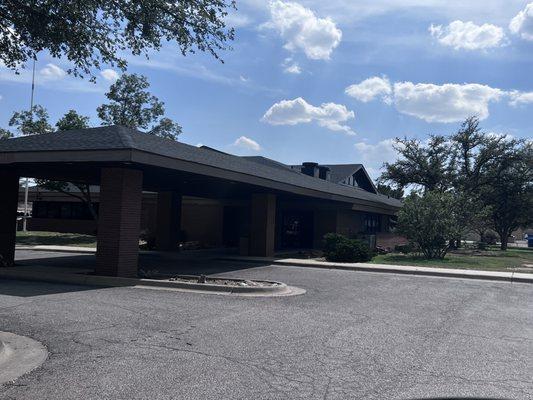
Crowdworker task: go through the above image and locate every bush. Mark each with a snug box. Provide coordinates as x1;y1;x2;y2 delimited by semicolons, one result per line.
482;231;498;245
323;233;374;262
396;191;462;259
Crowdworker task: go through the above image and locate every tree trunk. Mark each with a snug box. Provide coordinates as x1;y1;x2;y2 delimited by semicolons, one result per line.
499;231;509;251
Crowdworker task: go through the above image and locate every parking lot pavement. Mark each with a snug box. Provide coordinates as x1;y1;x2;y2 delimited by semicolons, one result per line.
1;253;532;399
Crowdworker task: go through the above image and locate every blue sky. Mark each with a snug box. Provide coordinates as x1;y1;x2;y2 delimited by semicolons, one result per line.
1;0;533;179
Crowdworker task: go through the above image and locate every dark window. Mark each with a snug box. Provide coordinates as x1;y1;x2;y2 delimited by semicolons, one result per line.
31;201;97;220
363;213;381;234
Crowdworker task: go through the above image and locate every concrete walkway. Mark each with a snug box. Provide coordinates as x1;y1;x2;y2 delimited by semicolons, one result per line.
13;245;533;284
220;256;533;284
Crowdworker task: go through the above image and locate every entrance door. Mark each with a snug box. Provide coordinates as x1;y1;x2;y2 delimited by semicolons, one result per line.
281;210;313;249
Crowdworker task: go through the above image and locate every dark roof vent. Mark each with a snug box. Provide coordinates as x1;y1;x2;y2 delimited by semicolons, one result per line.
318;166;331;181
301;162;319;178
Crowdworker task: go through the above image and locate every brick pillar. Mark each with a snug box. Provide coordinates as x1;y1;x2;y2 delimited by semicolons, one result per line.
96;168;143;277
249;193;276;257
0;170;19;267
155;191;182;251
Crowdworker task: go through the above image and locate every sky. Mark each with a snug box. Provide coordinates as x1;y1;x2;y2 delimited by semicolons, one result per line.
1;0;533;179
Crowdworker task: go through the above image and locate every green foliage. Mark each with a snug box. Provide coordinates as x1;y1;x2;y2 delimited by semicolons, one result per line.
396;191;462;259
56;110;90;131
376;183;404;199
0;0;236;80
97;73;182;140
323;233;374;262
394;243;416;254
8;105;52;135
0;128;13;139
381;116;533;251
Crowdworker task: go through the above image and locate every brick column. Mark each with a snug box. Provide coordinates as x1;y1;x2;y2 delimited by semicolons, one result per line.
249;193;276;257
155;191;182;251
96;168;143;277
0;170;19;267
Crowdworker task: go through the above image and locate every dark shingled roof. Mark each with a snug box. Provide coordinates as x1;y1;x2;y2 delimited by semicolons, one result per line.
0;126;401;208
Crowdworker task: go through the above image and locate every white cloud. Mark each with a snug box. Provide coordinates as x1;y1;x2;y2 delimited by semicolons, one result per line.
39;63;66;80
346;78;510;123
100;68;119;82
510;2;533;41
353;138;398;179
392;82;503;122
429;20;505;50
508;90;533;106
268;0;342;60
345;76;392;103
262;97;355;134
233;136;261;151
282;58;302;74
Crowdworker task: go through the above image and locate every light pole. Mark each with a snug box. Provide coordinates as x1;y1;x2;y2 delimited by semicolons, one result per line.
22;59;36;232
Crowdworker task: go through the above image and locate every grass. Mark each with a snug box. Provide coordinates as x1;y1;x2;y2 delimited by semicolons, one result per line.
16;231;97;248
371;247;533;272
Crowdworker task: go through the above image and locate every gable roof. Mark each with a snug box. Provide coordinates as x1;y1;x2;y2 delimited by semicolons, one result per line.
0;126;401;209
323;164;363;184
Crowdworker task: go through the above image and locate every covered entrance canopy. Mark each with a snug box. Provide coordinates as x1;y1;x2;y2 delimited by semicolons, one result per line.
0;126;401;277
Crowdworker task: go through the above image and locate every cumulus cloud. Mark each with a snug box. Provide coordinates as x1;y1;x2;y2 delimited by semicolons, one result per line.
100;68;119;82
281;58;302;74
508;90;533;106
429;20;505;50
353;139;398;179
268;0;342;60
345;77;526;123
261;97;355;134
393;82;503;122
233;136;261;151
510;2;533;41
39;63;66;80
345;76;392;103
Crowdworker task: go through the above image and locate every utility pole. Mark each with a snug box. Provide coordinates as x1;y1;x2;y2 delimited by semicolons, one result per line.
22;59;36;232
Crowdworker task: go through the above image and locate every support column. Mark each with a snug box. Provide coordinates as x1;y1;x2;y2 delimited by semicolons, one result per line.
0;170;19;267
249;193;276;257
155;191;182;251
96;168;143;277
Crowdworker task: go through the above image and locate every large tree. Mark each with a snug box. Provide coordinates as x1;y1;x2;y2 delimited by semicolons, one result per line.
8;105;53;135
0;0;236;80
97;73;182;140
0;128;13;139
381;117;533;250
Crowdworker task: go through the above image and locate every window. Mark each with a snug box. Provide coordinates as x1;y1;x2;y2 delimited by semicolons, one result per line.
32;201;97;220
363;213;381;234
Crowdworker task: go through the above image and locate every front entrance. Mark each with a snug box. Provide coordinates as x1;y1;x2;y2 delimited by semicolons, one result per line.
280;210;314;249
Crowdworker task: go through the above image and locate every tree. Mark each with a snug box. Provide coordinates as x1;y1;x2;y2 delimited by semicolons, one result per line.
97;73;182;140
396;191;462;259
481;141;533;250
37;110;98;220
381;135;452;192
376;183;404;200
56;109;90;131
0;128;13;139
0;0;236;81
8;105;52;135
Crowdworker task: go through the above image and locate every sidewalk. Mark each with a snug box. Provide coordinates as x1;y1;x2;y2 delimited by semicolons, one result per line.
16;245;96;253
218;256;533;284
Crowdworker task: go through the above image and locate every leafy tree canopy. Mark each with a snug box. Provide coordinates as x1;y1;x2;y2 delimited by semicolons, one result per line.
0;128;13;139
0;0;236;80
56;109;90;131
97;73;182;140
8;105;53;135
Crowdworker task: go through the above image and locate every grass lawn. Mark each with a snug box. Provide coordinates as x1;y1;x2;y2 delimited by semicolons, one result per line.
371;247;533;272
16;231;97;248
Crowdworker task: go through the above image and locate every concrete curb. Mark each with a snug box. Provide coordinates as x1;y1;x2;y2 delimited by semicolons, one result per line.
218;256;533;284
0;268;296;296
0;331;48;385
16;245;96;254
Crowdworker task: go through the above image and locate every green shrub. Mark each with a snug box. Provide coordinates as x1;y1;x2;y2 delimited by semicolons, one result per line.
323;233;374;262
394;243;415;254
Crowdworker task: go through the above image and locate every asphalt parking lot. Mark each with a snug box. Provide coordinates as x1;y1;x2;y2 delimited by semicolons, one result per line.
1;251;532;399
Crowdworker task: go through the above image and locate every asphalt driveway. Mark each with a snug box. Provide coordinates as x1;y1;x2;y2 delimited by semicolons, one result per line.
1;251;532;399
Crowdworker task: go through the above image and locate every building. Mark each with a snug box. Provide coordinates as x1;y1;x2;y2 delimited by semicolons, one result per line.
1;126;402;277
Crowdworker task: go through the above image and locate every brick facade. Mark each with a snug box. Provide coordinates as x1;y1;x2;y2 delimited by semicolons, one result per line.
95;168;143;277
